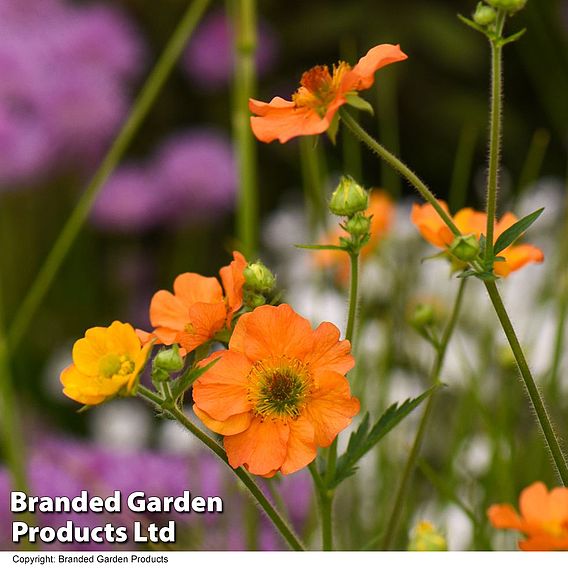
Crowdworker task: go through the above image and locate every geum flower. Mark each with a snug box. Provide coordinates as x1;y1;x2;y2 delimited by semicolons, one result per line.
147;251;246;354
411;200;544;276
61;321;151;405
315;190;395;283
488;482;568;551
192;304;360;476
249;44;407;143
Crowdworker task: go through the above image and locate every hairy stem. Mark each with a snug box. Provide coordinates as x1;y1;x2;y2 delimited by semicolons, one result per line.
484;282;568;486
484;13;506;262
339;108;461;237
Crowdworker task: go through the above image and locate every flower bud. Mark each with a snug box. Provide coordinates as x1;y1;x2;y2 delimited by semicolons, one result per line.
345;212;372;237
473;2;497;25
408;521;447;552
329;176;369;217
486;0;527;13
153;345;184;374
244;292;267;309
243;261;276;294
410;303;436;330
449;234;480;262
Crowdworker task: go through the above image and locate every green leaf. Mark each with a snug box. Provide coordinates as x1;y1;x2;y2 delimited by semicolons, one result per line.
345;93;374;115
330;386;439;488
171;357;220;400
457;13;487;35
499;28;526;47
493;207;544;254
294;243;345;251
457;269;477;279
326;114;339;145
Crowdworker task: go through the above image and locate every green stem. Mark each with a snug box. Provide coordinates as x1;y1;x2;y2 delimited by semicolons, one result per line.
484;13;506;263
382;278;467;550
137;386;305;550
233;0;258;258
316;250;360;551
449;123;478;212
7;0;211;353
299;137;326;234
484;281;568;486
339;108;460;237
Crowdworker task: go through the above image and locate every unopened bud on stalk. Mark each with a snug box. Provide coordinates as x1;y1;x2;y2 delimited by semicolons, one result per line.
152;345;184;383
408;521;447;551
449;234;480;262
410;303;436;330
329;176;369;217
486;0;527;14
244;261;276;294
473;2;497;25
345;212;372;237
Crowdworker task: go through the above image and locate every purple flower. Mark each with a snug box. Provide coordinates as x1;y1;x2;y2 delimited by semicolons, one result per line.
91;165;169;234
0;0;144;189
183;8;278;91
153;129;237;224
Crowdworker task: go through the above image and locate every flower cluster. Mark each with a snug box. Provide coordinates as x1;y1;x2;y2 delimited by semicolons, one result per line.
61;253;359;478
0;0;144;189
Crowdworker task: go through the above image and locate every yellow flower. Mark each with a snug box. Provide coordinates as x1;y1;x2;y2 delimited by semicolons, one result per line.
61;321;151;405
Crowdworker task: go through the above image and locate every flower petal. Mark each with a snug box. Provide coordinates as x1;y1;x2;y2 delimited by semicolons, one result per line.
305;370;360;447
193;351;253;421
410;201;454;249
149;290;188;331
229;304;314;362
250;104;330;144
193;406;252;436
343;44;408;92
305;321;354;376
224;416;290;476
496;244;544;277
219;251;247;324
173;273;223;306
176;301;227;353
280;415;317;475
487;503;525;531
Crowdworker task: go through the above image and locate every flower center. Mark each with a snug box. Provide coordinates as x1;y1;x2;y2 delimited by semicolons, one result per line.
248;357;312;420
99;353;135;379
292;61;351;116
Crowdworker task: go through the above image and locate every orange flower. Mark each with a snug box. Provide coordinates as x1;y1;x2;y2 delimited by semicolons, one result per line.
411;200;544;276
249;44;408;143
61;321;151;406
192;304;360;477
488;482;568;551
148;252;247;354
316;190;395;283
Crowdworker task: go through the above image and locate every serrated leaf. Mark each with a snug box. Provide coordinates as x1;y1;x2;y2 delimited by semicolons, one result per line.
345;94;374;115
330;386;438;488
171;357;220;400
294;243;345;251
493;207;544;255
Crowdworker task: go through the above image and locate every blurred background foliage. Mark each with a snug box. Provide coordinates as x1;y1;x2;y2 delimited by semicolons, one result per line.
0;0;567;550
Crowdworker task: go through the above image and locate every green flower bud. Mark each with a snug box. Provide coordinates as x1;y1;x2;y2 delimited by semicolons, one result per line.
449;234;480;262
410;303;436;330
329;176;369;217
243;261;276;294
345;212;372;237
153;345;184;374
408;521;447;551
244;292;267;309
473;2;497;25
486;0;527;13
